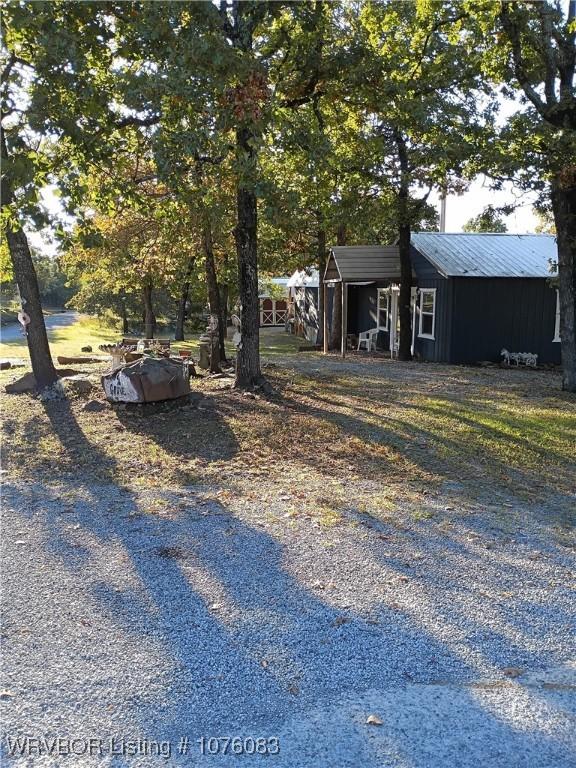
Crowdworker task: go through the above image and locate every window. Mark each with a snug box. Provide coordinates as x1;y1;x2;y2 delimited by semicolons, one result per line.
377;289;390;331
418;288;436;340
553;289;561;342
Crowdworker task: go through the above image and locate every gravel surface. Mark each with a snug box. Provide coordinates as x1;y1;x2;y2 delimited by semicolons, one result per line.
0;312;79;345
2;470;575;767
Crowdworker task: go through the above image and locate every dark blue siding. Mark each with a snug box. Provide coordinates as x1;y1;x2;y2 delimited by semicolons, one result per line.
451;278;561;364
412;277;453;363
411;246;443;279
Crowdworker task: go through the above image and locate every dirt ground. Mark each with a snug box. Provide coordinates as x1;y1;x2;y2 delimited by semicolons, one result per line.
1;342;575;539
2;340;575;767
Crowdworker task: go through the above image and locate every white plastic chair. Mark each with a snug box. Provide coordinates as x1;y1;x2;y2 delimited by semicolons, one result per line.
357;327;379;351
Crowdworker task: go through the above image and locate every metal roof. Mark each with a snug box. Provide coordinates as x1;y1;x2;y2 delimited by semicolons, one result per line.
411;233;558;278
325;246;401;282
287;269;319;288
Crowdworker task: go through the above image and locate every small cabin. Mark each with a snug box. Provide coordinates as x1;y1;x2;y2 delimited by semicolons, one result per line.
321;233;561;365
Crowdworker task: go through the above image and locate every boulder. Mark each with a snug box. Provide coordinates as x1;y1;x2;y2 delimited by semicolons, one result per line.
81;345;93;352
101;356;190;403
5;368;89;395
59;375;94;397
83;399;107;412
5;372;37;394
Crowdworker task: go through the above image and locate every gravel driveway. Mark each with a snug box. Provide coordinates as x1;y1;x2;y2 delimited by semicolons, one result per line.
0;311;79;344
2;466;575;767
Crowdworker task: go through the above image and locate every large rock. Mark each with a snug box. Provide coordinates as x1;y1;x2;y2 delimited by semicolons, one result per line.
82;399;107;412
101;357;190;403
59;375;94;396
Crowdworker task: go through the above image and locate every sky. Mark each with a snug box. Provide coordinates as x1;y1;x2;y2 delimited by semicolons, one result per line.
431;178;539;234
29;174;541;259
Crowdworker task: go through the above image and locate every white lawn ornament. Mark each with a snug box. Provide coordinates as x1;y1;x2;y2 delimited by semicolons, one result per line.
17;294;30;334
231;314;242;349
501;348;538;368
17;310;31;329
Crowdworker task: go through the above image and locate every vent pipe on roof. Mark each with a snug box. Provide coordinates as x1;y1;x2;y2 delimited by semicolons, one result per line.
439;193;447;232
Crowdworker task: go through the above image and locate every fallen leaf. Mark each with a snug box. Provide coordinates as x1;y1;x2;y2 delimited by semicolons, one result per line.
366;714;383;726
0;690;14;700
333;615;351;627
502;667;523;678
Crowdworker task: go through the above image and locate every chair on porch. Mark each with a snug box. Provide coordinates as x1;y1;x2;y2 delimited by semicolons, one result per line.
357;327;379;351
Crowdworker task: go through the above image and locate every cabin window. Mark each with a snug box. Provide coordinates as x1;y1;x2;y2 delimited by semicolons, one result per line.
377;289;390;331
553;289;561;342
418;288;436;340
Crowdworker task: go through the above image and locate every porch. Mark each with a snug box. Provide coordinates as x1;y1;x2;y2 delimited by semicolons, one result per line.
323;245;415;358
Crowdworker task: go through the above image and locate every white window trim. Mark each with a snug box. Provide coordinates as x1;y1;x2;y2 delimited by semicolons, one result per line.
377;288;390;331
553;289;561;342
418;288;436;340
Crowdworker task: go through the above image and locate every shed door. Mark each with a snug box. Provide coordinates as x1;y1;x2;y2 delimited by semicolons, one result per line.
274;299;287;325
261;298;274;325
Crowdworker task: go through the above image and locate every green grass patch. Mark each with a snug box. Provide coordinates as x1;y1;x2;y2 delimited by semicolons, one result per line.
0;315;120;359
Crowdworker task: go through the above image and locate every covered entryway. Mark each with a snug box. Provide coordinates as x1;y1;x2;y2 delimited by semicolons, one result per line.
323;245;406;357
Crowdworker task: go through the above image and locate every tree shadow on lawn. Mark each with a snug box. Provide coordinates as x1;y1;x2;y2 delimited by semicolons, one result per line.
113;394;240;467
277;376;576;531
2;397;574;765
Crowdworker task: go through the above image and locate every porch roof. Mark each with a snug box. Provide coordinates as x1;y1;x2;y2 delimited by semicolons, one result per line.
324;245;402;283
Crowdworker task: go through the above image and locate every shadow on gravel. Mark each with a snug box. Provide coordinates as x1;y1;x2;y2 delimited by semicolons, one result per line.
3;396;573;766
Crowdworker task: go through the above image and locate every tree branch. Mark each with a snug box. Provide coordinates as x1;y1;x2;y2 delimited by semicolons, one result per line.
500;3;548;117
115;114;161;129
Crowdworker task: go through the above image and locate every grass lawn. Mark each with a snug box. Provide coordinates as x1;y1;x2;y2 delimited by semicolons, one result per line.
1;321;574;545
0;315;301;360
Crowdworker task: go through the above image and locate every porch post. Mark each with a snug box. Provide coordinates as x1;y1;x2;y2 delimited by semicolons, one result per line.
341;280;347;358
323;280;329;354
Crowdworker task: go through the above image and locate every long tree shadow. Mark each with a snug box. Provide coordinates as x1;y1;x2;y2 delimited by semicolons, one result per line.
276;377;576;529
2;394;574;766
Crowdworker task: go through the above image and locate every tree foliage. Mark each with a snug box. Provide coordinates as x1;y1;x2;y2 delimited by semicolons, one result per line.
463;205;508;233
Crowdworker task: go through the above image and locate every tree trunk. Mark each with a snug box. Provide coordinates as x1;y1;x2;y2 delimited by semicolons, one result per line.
174;256;195;342
202;222;222;374
120;296;129;335
395;130;413;361
142;280;156;339
234;125;263;388
1;129;57;389
219;282;229;362
551;171;576;391
5;228;58;388
174;289;188;342
329;224;346;350
316;227;327;348
397;215;413;361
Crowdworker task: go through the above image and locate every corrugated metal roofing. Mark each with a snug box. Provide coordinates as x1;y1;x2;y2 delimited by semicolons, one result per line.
326;246;401;282
411;233;558;278
287;269;319;288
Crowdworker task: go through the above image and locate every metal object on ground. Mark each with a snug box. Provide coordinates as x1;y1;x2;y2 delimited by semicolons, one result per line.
102;357;190;403
198;334;210;369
